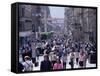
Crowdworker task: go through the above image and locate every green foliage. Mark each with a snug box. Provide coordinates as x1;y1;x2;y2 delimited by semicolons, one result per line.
40;32;53;40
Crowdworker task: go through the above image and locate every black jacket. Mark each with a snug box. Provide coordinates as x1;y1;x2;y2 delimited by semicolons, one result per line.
40;60;52;71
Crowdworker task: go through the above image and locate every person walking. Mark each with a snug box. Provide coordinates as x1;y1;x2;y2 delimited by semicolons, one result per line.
83;51;88;68
49;52;57;68
22;56;33;72
32;49;37;64
79;51;85;68
31;43;37;64
69;52;75;69
40;54;52;71
62;52;67;69
53;57;63;70
22;48;31;62
75;51;79;65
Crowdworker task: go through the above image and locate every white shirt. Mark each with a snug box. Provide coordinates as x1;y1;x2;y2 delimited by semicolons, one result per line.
49;52;57;61
22;60;33;71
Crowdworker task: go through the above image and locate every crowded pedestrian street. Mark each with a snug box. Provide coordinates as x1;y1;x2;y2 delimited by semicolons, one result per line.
18;5;97;72
19;36;97;72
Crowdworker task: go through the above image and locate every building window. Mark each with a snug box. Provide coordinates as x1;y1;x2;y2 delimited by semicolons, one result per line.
22;8;25;17
19;21;24;31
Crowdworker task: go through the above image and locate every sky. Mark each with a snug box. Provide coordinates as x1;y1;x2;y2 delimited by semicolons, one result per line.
49;6;64;18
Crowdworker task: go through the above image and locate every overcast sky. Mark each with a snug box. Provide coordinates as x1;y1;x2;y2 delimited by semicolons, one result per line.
49;6;64;18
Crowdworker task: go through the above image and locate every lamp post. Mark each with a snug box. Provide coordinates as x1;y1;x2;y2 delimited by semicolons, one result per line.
44;6;47;32
32;12;41;40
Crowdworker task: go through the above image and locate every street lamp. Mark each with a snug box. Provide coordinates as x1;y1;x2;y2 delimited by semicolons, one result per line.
32;12;42;40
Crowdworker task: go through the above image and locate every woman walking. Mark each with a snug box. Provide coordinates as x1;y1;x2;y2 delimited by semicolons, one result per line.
79;51;85;68
69;52;75;69
53;57;63;70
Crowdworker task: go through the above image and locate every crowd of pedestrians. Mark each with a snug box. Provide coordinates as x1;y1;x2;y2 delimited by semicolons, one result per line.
18;35;96;72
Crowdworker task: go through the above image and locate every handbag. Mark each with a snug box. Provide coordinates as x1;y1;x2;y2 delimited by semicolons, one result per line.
69;61;71;65
34;62;39;67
